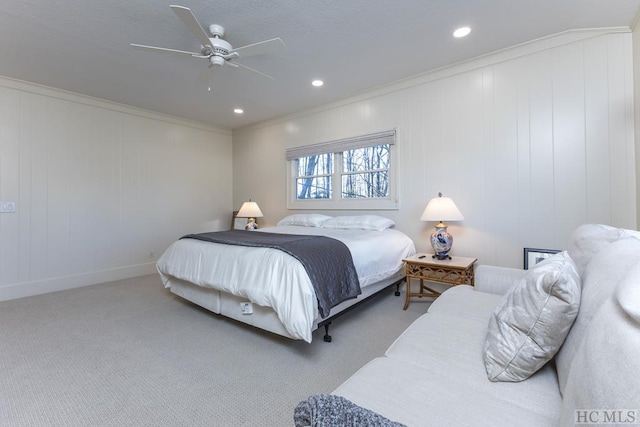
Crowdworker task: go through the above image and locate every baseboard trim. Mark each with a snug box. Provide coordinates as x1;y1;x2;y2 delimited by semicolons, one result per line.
0;263;158;302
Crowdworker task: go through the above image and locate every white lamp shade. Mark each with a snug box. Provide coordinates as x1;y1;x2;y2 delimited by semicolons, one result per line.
237;201;263;218
420;194;464;222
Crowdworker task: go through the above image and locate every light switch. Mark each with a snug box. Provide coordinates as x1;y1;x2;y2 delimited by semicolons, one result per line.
0;201;16;213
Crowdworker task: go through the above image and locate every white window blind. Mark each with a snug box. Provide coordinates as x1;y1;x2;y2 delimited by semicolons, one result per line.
285;129;396;161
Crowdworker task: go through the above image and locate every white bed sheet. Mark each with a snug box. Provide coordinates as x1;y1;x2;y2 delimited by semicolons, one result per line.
156;226;415;342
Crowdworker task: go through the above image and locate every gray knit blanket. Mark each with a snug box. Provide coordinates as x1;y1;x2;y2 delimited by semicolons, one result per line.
294;394;406;427
180;230;361;318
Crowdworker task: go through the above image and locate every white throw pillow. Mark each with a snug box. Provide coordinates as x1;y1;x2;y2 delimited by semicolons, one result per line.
321;215;395;231
484;251;581;382
276;214;332;227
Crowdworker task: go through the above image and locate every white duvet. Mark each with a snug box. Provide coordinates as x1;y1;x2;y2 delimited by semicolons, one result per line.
156;225;415;342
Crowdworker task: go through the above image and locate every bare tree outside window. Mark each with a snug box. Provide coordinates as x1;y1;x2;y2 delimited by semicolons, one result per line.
342;145;389;198
294;145;390;200
296;153;332;199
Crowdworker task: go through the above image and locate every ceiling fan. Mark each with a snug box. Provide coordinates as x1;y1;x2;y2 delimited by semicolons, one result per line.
131;5;286;88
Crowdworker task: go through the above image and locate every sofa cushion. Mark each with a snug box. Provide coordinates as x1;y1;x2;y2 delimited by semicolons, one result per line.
559;262;640;425
386;312;494;375
427;285;503;322
384;308;558;400
484;251;580;382
555;236;640;394
387;287;501;376
337;351;560;426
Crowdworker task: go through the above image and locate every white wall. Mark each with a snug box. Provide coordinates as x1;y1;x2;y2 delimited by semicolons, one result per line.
633;18;640;230
0;77;233;301
233;29;637;268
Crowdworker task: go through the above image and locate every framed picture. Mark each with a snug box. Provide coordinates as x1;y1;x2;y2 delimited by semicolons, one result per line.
524;248;561;269
231;211;246;230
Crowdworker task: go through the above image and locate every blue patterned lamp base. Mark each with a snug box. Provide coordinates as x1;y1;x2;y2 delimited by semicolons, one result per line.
431;223;453;260
245;218;259;230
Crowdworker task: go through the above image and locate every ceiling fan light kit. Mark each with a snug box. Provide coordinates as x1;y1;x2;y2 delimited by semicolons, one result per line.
131;5;285;88
210;55;227;67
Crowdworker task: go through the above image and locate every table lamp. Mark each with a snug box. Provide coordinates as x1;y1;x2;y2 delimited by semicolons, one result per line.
420;192;464;259
236;200;263;230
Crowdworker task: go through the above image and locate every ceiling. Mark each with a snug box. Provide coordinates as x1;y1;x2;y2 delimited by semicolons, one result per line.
1;1;639;130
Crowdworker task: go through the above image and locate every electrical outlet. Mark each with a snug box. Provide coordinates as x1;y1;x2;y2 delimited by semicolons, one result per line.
240;302;253;315
0;201;16;213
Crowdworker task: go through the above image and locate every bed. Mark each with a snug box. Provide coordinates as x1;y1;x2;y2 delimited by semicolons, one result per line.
156;214;416;342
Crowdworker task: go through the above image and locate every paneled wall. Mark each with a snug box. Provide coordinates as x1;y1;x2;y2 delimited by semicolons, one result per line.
634;19;640;230
0;78;232;300
233;29;636;268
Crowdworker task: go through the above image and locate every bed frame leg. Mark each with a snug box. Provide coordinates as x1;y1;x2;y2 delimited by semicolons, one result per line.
394;280;402;296
317;278;403;343
323;322;332;342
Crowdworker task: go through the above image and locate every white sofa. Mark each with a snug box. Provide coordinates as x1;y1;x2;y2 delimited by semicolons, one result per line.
332;224;640;426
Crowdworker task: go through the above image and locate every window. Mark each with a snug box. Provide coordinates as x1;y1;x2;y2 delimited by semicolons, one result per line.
296;153;333;199
286;130;398;210
341;145;389;199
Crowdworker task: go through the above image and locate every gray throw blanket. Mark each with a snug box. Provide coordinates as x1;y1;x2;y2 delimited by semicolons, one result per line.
181;230;361;318
294;394;407;427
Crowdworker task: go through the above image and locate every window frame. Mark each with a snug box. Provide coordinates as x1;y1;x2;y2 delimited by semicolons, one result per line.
286;130;399;210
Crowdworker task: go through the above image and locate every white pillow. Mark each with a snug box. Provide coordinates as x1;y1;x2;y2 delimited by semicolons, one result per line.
483;251;581;382
276;214;332;227
320;215;395;231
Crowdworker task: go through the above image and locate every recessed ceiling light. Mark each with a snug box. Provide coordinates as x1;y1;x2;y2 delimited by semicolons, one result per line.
233;108;244;114
453;27;471;38
312;80;324;87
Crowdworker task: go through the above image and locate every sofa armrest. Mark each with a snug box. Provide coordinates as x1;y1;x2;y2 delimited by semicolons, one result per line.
474;265;525;295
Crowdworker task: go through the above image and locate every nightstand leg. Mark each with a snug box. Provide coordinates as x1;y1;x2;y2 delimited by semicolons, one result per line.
403;278;411;310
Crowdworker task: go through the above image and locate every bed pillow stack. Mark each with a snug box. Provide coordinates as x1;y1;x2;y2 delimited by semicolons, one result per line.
321;215;395;231
277;214;333;227
277;214;396;231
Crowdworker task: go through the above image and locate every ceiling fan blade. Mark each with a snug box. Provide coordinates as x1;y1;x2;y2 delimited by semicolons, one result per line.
130;43;201;57
233;62;275;80
232;38;286;58
170;5;212;48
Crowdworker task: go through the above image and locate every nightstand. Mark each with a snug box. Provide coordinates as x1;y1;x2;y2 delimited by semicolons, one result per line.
402;254;477;309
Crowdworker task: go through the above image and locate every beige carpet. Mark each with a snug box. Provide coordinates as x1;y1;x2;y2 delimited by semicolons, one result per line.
0;274;428;426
